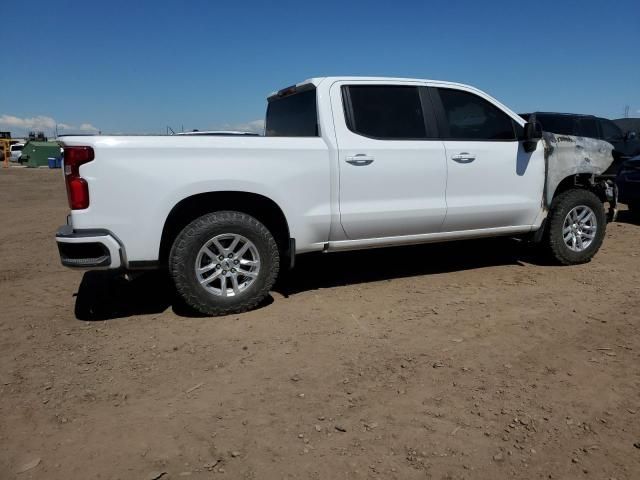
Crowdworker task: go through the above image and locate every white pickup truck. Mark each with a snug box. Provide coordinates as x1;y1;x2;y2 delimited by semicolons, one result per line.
56;77;616;315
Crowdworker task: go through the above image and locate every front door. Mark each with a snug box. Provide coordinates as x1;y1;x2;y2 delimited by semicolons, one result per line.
431;87;545;231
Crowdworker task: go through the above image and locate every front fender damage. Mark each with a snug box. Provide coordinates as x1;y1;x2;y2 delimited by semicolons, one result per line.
542;132;617;219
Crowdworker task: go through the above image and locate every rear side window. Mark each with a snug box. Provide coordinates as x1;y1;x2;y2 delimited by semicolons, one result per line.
437;88;516;140
343;85;427;139
535;115;576;136
265;88;318;137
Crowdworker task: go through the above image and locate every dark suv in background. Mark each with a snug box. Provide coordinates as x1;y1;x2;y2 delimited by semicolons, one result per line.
616;155;640;217
520;112;640;175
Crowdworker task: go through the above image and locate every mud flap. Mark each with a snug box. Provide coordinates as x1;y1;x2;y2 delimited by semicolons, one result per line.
532;218;547;243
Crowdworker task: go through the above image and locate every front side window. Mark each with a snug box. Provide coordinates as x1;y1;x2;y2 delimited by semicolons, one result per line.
265;88;318;137
576;117;599;139
343;85;427;139
437;88;516;140
599;118;623;140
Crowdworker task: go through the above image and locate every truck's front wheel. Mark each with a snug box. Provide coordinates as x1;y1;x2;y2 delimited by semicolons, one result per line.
169;211;280;316
544;188;606;265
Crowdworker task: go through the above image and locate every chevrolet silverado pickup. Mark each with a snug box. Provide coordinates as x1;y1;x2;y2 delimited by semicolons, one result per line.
55;77;616;315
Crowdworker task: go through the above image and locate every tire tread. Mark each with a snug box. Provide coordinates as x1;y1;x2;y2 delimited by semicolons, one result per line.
169;211;279;316
545;189;606;265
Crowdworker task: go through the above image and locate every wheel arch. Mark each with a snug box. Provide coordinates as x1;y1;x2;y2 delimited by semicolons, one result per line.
549;174;608;205
159;191;291;267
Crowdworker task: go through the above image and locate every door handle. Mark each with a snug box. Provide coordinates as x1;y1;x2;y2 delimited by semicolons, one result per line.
451;152;476;163
345;154;375;166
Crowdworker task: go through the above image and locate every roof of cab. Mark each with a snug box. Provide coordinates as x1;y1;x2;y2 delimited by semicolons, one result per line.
268;76;475;99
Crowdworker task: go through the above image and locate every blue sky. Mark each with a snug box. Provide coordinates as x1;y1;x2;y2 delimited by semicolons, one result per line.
1;0;638;136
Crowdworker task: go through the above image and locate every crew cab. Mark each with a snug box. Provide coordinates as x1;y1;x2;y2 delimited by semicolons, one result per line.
56;77;616;315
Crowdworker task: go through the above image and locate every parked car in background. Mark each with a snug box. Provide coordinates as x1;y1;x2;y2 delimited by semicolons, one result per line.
616;154;640;216
10;143;24;162
613;118;640;139
520;112;640;174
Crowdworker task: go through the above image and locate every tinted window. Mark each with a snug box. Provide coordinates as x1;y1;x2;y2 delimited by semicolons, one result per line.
534;115;576;135
265;88;318;137
11;145;23;151
437;89;515;140
344;86;427;139
599;118;623;140
576;117;598;139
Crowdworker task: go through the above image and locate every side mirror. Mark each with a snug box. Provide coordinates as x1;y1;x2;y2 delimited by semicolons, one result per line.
522;121;543;153
625;130;638;141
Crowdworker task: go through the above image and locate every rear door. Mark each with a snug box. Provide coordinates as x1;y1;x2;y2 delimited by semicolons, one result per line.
432;87;545;231
330;81;447;239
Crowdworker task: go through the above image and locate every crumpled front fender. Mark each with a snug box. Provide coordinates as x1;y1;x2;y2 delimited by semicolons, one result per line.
543;132;614;206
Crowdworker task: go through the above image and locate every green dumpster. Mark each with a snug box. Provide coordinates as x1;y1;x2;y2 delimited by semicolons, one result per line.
21;141;62;168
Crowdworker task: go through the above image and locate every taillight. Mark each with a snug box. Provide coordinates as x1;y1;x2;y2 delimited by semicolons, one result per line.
63;146;94;209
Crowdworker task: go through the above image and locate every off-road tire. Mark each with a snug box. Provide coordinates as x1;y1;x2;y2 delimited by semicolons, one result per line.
544;188;606;265
169;211;279;316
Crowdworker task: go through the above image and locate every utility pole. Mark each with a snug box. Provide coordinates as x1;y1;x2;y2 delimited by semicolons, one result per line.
624;105;630;118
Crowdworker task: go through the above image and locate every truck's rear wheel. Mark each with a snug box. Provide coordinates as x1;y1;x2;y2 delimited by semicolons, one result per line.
544;188;606;265
169;211;279;316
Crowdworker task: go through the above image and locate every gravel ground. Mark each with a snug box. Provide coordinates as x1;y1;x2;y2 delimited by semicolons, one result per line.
1;167;639;480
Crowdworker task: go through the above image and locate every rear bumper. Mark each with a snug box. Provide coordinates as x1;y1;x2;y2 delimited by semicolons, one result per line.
56;225;123;269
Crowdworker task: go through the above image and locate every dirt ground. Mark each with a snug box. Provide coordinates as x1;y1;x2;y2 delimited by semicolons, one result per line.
0;167;639;480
